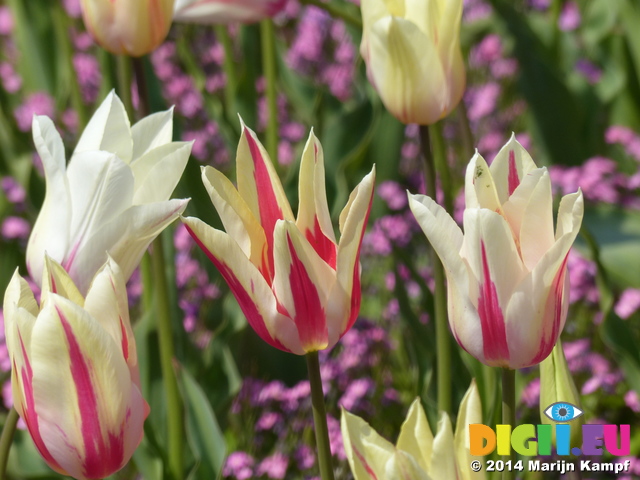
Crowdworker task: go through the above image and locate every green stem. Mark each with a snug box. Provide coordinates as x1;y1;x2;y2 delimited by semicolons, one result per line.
298;0;362;28
428;123;453;213
0;408;19;476
132;56;183;480
116;55;134;117
306;352;335;480
419;125;451;415
260;19;279;166
53;3;88;129
457;101;475;162
215;25;238;121
152;235;184;480
501;368;516;480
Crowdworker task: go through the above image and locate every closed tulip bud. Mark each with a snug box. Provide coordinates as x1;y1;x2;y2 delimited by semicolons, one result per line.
80;0;175;56
341;381;484;480
26;91;190;295
540;341;584;446
409;135;584;369
360;0;465;125
173;0;287;24
182;122;375;354
3;256;149;480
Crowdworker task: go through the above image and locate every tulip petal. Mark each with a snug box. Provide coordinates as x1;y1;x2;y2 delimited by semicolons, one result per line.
435;0;465;107
296;130;337;268
130;107;174;160
94;199;189;285
489;135;537;203
430;414;458;480
341;408;395;480
505;192;583;368
182;216;303;354
368;17;447;125
463;209;527;367
84;259;137;368
236;124;295;272
386;451;432;480
130;141;192;204
31;295;144;479
73;91;133;164
41;256;85;309
273;220;335;352
454;381;485;480
332;167;375;337
27;116;72;284
464;152;501;212
201;165;270;279
4;299;67;475
396;398;433;474
515;169;555;270
173;0;287;23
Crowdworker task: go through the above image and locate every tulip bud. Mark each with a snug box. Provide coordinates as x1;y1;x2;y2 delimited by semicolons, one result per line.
183;122;375;354
3;257;149;480
409;135;584;369
173;0;287;24
540;340;584;447
360;0;466;125
80;0;175;56
341;382;484;479
26;91;190;295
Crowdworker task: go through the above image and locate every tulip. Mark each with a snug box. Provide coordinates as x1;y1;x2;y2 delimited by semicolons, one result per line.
359;0;466;125
409;135;584;369
341;381;484;480
173;0;287;24
3;256;149;480
80;0;175;56
182;124;375;354
26;92;190;295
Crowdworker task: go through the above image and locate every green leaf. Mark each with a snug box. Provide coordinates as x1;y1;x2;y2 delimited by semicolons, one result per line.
179;367;227;480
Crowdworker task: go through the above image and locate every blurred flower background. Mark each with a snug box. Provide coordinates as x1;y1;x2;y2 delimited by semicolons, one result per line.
0;0;639;479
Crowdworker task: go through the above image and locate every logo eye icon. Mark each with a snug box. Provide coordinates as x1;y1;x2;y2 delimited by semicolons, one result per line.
544;402;584;422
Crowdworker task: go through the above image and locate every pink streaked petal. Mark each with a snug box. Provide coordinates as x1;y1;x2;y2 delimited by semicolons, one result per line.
353;447;381;480
273;221;335;352
201;165;271;280
529;254;569;365
477;241;510;366
31;296;136;479
507;150;519;196
183;216;303;354
332;168;375;340
41;255;84;308
296;131;337;268
489;134;537;204
236;125;294;274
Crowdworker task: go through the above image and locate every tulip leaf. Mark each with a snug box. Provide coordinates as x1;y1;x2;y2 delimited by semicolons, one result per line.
600;311;640;396
179;367;227;480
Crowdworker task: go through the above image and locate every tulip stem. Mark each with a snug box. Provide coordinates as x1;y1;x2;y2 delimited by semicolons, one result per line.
260;19;279;166
298;0;363;28
215;25;237;121
457;101;475;162
152;235;184;480
116;55;134;117
419;125;452;415
501;368;516;480
306;352;336;480
0;407;19;477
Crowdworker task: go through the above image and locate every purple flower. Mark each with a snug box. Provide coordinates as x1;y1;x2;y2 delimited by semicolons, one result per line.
558;2;581;31
256;452;289;479
14;92;55;132
466;82;501;121
0;6;13;35
294;445;316;470
223;451;255;480
615;289;640;319
1;216;30;240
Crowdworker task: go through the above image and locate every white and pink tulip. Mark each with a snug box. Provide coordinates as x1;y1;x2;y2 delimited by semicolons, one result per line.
409;135;584;369
3;257;149;480
182;124;375;354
